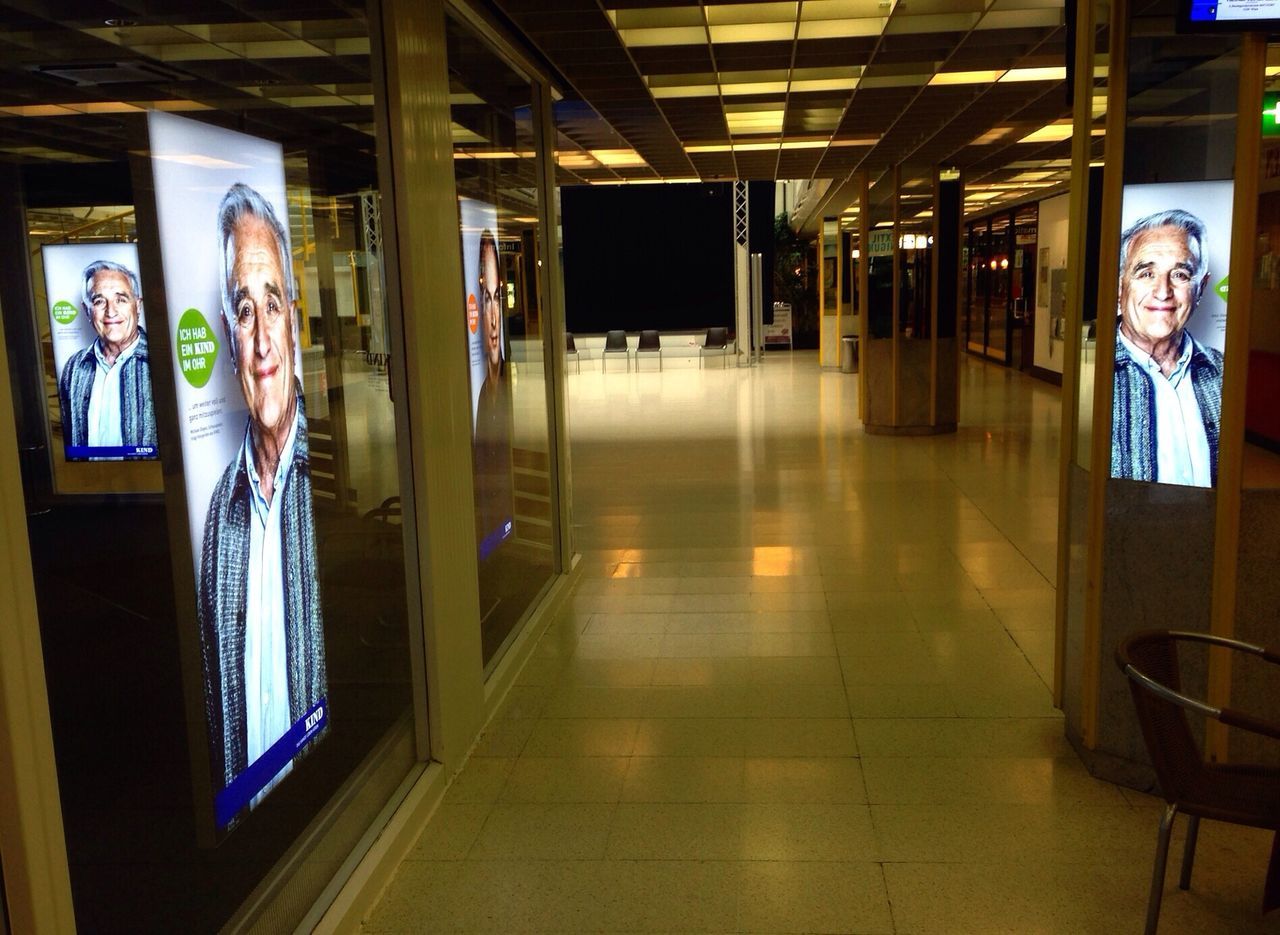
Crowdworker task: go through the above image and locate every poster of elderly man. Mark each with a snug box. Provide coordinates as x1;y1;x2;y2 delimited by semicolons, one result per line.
42;242;157;460
148;111;329;835
1111;180;1232;488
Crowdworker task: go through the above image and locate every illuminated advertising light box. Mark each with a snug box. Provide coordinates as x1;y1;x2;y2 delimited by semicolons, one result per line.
1181;0;1280;30
1111;180;1232;488
147;110;329;834
42;242;158;461
460;196;514;561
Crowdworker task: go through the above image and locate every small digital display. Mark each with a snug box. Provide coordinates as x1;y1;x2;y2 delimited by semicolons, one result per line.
1181;0;1280;30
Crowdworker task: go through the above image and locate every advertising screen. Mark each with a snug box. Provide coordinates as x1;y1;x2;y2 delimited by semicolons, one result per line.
461;196;514;560
1111;180;1232;488
42;242;158;460
148;111;329;833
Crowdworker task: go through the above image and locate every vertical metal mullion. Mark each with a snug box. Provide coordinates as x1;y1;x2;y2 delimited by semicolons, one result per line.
1206;32;1267;762
532;84;573;574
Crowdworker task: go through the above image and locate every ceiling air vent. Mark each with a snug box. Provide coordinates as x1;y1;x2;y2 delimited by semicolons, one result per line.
34;61;189;86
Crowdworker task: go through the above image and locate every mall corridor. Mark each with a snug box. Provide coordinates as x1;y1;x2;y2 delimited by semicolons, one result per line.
363;353;1271;933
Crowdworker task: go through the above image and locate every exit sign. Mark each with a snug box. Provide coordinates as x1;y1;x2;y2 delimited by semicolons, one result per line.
1264;92;1280;137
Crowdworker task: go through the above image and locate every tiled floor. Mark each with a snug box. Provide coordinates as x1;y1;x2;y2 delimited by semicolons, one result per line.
365;351;1274;933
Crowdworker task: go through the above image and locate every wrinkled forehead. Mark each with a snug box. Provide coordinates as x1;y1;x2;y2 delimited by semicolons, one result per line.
1126;225;1194;268
90;269;136;297
231;215;287;277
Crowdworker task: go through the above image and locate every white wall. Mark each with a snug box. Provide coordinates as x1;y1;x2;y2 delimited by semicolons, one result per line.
1033;193;1070;374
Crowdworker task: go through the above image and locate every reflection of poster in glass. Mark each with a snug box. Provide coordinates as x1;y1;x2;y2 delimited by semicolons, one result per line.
42;242;158;460
1111;180;1232;488
460;197;514;560
148;111;328;833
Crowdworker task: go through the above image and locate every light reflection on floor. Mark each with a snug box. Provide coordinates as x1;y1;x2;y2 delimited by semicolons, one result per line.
365;350;1273;934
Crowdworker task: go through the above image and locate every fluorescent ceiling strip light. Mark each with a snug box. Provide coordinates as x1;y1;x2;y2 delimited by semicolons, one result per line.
721;81;790;95
615;26;705;46
685;139;825;153
1018;120;1074;143
797;18;887;39
930;70;1004;86
590;149;647;166
705;2;799;25
708;22;796;42
801;0;895;20
607;7;702;29
1000;66;1066;83
790;77;859;92
651;85;719;99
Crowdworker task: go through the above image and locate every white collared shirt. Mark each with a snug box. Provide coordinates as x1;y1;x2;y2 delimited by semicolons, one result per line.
1118;330;1212;487
243;410;300;804
86;334;140;448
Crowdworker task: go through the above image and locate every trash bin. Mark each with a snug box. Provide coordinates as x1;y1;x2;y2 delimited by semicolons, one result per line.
840;335;858;373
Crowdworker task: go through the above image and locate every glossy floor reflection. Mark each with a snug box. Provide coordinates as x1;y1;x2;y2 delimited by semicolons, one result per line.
365;351;1273;934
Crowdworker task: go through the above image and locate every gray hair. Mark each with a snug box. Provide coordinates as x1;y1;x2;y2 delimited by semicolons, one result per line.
1118;208;1209;300
217;182;295;369
82;259;141;312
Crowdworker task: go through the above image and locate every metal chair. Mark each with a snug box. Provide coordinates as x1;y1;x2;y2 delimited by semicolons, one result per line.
635;329;662;371
1116;629;1280;934
699;326;730;369
565;332;580;374
602;329;629;372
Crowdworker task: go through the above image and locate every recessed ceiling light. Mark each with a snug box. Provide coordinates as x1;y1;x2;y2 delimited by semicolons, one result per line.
104;18;137;27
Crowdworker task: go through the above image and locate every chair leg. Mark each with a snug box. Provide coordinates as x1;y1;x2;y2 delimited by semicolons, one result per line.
1146;803;1178;935
1179;814;1199;891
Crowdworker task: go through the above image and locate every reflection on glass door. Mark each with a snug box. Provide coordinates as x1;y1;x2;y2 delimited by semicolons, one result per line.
448;14;558;669
1011;205;1039;371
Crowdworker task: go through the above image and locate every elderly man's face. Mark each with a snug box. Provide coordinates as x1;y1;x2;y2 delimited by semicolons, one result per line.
480;245;502;375
230;215;296;437
1119;224;1206;348
88;268;141;352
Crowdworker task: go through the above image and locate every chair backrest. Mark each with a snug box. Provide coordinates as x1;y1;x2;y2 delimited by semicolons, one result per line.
604;329;628;351
638;329;660;350
1115;631;1213;807
705;326;729;349
566;332;577;353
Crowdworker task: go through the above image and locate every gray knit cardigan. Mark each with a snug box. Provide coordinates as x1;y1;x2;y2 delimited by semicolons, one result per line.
197;394;326;792
57;328;156;449
1111;332;1223;485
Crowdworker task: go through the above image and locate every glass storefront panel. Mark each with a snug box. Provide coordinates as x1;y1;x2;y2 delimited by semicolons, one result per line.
447;15;557;669
1012;204;1039;371
0;4;423;931
987;214;1011;360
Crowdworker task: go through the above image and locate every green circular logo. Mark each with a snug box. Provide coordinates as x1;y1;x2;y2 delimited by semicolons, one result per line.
52;300;78;325
175;308;219;389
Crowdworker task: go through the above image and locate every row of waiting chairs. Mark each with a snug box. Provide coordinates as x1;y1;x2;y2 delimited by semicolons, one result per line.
565;328;731;373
